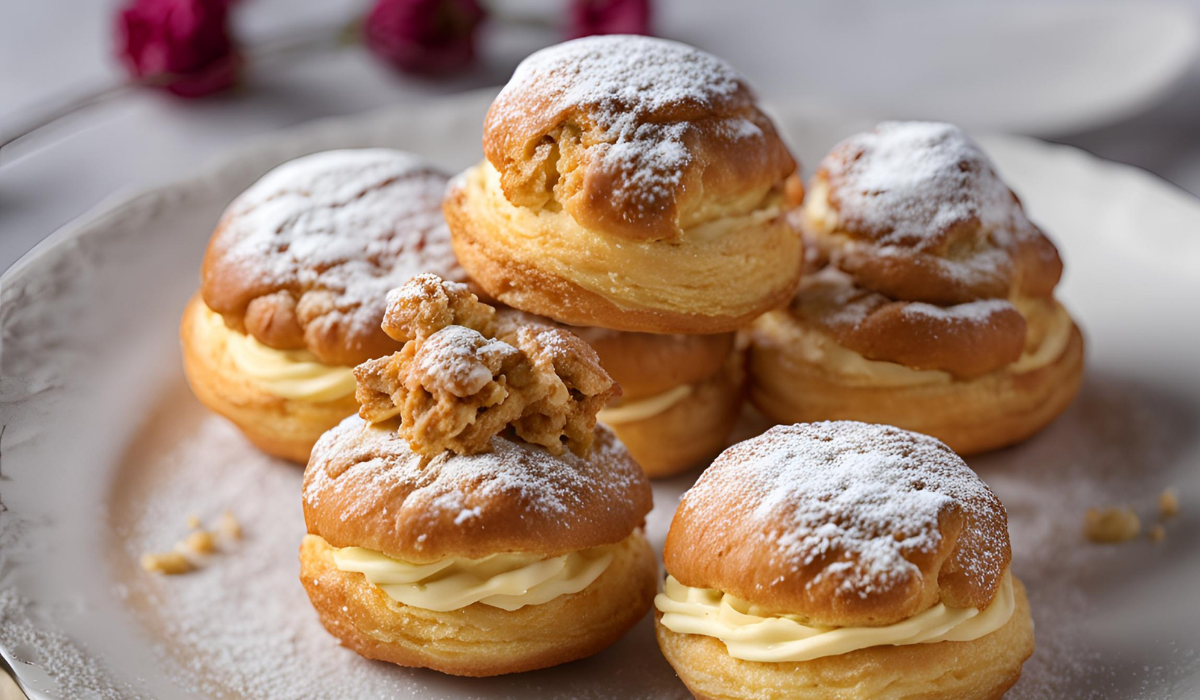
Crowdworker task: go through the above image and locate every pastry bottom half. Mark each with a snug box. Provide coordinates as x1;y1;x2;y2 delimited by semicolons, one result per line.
298;531;657;677
655;576;1035;700
180;295;356;463
749;321;1085;456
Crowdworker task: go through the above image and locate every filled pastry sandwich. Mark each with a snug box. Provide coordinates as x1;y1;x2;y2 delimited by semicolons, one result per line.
299;274;656;676
748;122;1083;454
655;421;1035;700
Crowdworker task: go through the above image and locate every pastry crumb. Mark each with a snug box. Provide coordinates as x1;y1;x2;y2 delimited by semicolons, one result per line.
1149;524;1166;543
219;510;242;540
1159;489;1179;519
143;510;241;576
184;530;216;554
1084;507;1141;543
140;551;194;575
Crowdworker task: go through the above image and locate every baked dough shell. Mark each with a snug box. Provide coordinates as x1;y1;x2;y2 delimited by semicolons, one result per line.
654;575;1035;700
299;531;657;676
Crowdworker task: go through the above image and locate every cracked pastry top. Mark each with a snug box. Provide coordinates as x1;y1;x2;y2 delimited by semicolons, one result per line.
200;149;465;367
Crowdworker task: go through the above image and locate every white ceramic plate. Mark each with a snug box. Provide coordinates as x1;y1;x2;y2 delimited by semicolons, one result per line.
668;0;1200;135
1;91;1199;700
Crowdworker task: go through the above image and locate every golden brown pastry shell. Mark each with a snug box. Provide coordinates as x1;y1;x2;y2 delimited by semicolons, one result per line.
564;326;734;399
200;151;461;366
299;531;656;677
654;575;1035;700
748;318;1085;456
663;423;1010;626
807;123;1063;305
302;416;653;563
482;37;797;243
180;295;355;463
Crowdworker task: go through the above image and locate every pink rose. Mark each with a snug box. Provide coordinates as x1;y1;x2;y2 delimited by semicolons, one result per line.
566;0;652;39
364;0;486;76
116;0;239;98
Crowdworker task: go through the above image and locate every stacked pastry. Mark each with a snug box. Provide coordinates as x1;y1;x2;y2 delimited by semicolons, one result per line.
299;274;657;676
443;35;804;477
748;122;1084;455
656;421;1035;700
181;149;464;462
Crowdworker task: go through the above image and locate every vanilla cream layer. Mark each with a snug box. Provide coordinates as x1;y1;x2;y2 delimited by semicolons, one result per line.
761;309;953;387
656;571;1015;663
804;177;839;232
1010;297;1072;373
332;543;614;612
465;162;802;317
598;384;694;425
200;305;356;401
762;297;1072;387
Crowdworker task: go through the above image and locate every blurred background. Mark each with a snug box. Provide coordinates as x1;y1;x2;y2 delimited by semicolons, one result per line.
2;0;1198;272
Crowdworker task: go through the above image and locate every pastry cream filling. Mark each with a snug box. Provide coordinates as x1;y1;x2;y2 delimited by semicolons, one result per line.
763;296;1073;387
804;178;839;233
468;162;801;316
598;384;693;424
656;571;1015;663
777;314;954;387
1009;297;1072;373
200;305;356;401
332;544;614;612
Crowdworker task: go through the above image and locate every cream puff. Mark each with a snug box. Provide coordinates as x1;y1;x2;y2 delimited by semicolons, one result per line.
299;274;657;676
181;149;464;462
748;122;1083;455
655;421;1034;700
444;35;803;334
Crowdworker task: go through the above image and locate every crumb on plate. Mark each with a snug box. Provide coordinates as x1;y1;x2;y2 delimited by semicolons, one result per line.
140;551;194;575
184;529;216;554
219;510;242;540
1159;489;1179;519
1084;506;1141;543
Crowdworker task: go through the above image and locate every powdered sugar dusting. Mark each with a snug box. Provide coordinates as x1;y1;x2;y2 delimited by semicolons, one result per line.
823;122;1031;250
0;588;144;699
684;421;1007;598
492;36;759;211
213;149;462;347
902;298;1016;323
497;36;744;135
793;265;881;328
304;415;643;550
413;325;517;396
384;276;470;318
